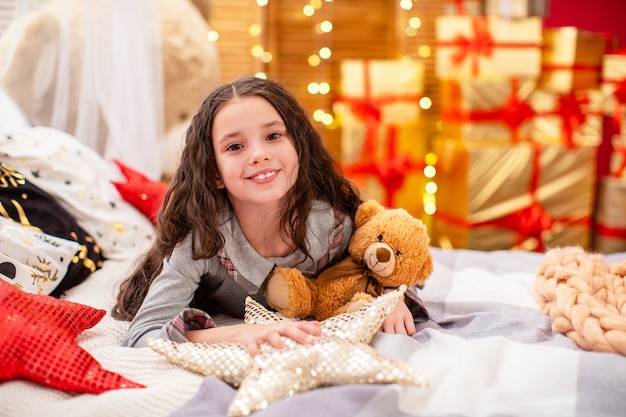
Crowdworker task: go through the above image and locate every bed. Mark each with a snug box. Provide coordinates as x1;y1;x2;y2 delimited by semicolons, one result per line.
1;124;626;417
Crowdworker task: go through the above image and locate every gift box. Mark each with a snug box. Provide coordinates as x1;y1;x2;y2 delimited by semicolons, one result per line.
539;27;609;94
594;176;626;253
443;0;484;16
431;137;596;251
435;16;543;79
440;77;537;142
528;88;603;147
342;122;428;219
335;59;424;164
485;0;550;18
335;59;427;217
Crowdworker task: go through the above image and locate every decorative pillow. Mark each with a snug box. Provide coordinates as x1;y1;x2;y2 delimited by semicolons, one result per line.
112;159;168;225
0;162;105;297
0;279;145;393
0;126;155;259
0;216;79;295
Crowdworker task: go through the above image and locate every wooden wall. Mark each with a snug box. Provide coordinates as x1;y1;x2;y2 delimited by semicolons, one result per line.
208;0;443;157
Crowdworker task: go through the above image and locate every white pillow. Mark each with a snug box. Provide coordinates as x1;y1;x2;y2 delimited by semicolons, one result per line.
0;126;155;259
0;217;79;295
0;88;30;129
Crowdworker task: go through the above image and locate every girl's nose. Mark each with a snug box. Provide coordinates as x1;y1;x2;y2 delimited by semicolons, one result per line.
250;144;271;164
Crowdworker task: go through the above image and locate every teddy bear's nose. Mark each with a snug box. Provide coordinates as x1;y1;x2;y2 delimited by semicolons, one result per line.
376;247;391;262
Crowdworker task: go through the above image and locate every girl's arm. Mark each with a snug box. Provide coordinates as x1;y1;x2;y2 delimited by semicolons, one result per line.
122;237;206;347
186;320;323;356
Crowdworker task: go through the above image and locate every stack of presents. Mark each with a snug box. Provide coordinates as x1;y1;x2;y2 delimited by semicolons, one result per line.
334;0;626;253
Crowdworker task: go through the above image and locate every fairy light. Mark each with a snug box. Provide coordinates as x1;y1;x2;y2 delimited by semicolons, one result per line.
419;96;432;110
400;0;413;10
319;20;333;33
408;17;421;29
256;0;268;5
303;0;334;126
308;55;321;67
319;47;332;59
249;24;262;37
423;153;437;216
207;30;219;42
260;51;273;63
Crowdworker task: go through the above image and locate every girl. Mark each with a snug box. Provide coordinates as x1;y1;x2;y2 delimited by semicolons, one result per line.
113;76;416;355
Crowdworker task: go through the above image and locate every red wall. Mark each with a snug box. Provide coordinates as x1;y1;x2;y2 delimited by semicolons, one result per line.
543;0;626;48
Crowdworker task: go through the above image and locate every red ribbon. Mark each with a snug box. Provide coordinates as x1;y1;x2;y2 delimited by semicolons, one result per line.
553;93;589;148
542;63;602;72
436;17;543;76
434;143;590;252
595;223;626;239
441;78;536;142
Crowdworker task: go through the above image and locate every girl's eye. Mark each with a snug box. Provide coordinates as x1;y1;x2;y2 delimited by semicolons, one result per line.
226;143;243;152
267;132;282;141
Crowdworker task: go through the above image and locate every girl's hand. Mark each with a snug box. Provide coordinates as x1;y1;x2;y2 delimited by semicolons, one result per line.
380;298;416;336
186;320;323;356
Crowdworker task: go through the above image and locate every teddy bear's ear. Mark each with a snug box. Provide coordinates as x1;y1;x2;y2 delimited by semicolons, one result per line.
355;199;385;228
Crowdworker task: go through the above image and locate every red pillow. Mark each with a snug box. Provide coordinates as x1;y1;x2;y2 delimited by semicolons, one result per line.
112;159;168;224
0;280;144;393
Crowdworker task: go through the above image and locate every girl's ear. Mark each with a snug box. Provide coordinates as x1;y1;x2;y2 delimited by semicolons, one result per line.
216;176;225;189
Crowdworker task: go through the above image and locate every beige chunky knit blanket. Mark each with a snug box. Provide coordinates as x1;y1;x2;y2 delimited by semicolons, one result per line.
535;246;626;355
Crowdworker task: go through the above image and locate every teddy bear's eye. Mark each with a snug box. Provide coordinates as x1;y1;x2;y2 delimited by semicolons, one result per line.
395;250;402;257
377;234;383;242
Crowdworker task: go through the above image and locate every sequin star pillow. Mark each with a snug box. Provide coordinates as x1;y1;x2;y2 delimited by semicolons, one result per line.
0;162;105;297
149;286;428;417
0;216;79;295
0;127;156;259
0;279;145;393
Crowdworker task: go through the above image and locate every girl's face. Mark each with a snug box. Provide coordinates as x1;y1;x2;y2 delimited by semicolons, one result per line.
211;95;299;210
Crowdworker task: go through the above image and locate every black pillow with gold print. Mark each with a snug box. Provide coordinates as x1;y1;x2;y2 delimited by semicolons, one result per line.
0;162;105;297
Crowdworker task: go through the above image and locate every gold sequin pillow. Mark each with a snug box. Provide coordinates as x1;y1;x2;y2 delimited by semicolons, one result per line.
0;163;104;297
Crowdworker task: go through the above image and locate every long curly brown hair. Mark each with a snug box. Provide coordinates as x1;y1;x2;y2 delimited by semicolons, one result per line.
113;76;361;321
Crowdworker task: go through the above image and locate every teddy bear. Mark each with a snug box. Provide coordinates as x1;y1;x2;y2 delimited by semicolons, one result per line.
0;0;220;181
264;199;434;321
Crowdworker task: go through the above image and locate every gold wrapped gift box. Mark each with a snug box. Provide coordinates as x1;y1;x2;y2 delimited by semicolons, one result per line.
594;176;626;254
431;138;597;251
342;122;428;219
435;16;543;80
528;88;603;147
439;78;602;147
485;0;549;19
440;78;537;142
540;27;608;94
336;59;424;164
336;59;428;218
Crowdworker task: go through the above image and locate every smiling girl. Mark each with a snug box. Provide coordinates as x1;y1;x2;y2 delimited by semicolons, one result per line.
113;76;414;355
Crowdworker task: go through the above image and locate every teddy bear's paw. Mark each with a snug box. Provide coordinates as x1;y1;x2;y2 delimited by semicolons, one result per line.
345;293;374;314
264;268;314;318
